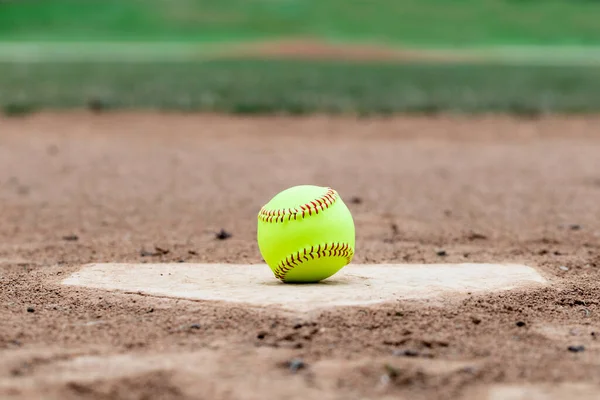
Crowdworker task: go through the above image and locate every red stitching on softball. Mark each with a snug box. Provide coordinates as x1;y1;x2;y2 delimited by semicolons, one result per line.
258;188;338;223
273;242;354;281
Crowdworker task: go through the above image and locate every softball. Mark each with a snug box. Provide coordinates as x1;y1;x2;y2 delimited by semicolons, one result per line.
257;185;355;283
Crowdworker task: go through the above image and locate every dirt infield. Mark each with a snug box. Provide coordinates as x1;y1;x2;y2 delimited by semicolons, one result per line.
1;112;600;399
229;39;476;63
218;39;600;66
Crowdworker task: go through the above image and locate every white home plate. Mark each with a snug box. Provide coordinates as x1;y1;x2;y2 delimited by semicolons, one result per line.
62;263;547;311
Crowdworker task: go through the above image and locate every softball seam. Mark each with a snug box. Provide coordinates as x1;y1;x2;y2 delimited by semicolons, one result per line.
257;188;338;223
273;242;354;281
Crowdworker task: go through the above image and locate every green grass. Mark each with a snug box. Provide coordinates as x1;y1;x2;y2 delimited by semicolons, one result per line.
2;59;600;115
1;0;600;46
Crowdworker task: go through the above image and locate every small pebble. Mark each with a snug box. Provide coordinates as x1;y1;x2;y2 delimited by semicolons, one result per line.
379;373;391;387
154;246;169;255
349;196;363;204
215;229;232;240
559;266;569;271
568;345;585;353
516;321;526;327
189;324;201;330
393;349;419;357
26;307;35;313
467;232;488;240
288;358;306;373
436;250;447;257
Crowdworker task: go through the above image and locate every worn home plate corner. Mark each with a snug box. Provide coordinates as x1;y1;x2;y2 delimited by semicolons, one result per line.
61;263;547;312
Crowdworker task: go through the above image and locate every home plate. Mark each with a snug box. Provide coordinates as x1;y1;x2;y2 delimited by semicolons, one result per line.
61;263;547;311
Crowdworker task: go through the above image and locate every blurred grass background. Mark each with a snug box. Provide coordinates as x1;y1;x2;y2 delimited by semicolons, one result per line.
1;0;600;115
3;61;600;115
2;0;600;45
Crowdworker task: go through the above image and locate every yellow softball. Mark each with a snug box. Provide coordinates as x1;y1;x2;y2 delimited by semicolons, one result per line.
257;185;355;283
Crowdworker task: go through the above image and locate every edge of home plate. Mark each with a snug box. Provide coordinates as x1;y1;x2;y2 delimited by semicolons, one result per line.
62;263;548;312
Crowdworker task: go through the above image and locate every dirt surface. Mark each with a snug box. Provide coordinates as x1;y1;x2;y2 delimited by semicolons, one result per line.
1;112;600;399
230;39;476;63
